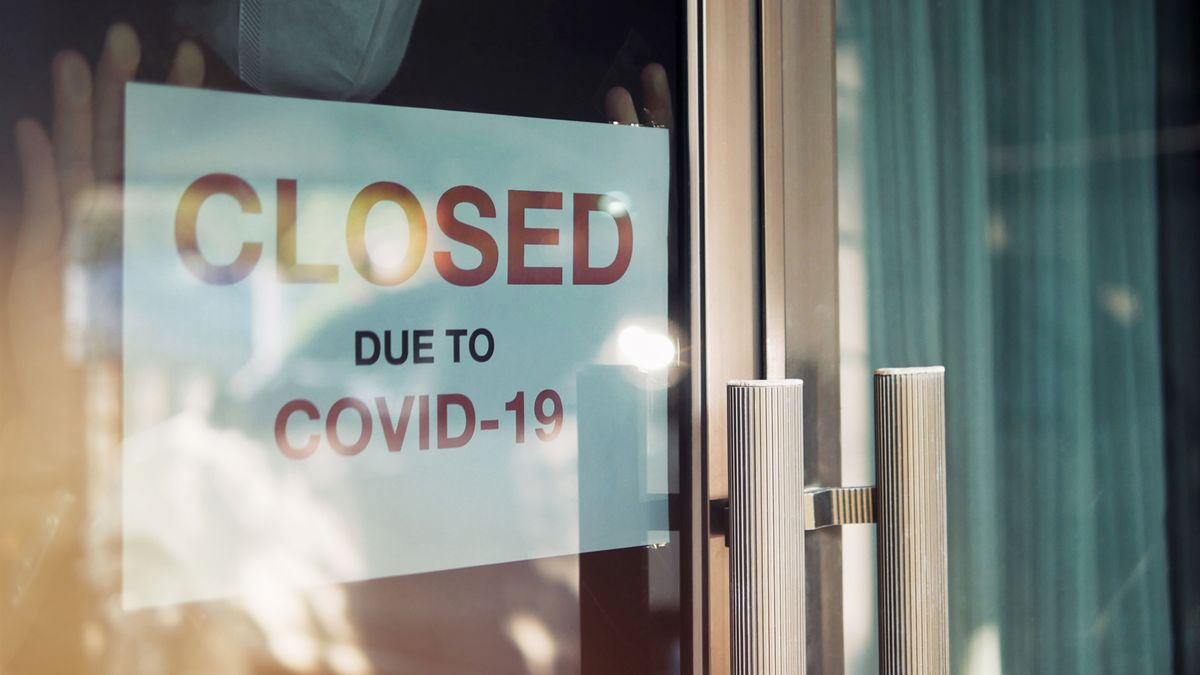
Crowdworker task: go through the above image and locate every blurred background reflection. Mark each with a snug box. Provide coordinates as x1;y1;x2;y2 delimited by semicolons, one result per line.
836;1;1197;673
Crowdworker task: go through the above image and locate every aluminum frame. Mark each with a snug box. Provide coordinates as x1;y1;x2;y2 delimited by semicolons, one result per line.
695;0;843;672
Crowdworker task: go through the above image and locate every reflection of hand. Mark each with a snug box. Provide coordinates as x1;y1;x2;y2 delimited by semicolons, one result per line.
3;24;205;670
8;24;204;454
7;28;369;673
605;63;674;129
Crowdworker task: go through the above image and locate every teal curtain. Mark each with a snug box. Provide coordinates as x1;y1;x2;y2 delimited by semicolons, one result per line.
838;1;1173;673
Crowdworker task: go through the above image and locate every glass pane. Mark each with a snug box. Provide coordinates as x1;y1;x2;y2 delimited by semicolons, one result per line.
0;2;692;674
837;1;1198;673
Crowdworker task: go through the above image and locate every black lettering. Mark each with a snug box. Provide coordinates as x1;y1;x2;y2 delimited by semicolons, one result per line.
446;328;468;363
470;328;495;362
414;329;435;364
384;330;410;365
356;331;381;365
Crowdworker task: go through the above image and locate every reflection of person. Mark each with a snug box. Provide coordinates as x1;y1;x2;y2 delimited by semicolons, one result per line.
175;0;423;101
5;29;207;672
605;62;674;130
10;24;203;450
6;7;680;675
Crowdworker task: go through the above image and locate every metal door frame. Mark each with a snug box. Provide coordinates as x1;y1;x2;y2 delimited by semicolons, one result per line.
690;0;842;672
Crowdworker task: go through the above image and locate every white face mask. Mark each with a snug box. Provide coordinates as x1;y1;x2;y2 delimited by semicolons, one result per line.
181;0;423;101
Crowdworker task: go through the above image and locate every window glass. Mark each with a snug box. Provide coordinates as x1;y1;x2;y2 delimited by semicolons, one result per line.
0;2;692;673
837;1;1198;673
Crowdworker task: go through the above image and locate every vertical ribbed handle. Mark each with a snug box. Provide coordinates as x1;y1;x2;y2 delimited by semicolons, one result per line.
874;366;949;675
727;380;805;675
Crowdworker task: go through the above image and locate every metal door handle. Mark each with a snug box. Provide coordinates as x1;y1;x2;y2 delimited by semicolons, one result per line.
726;366;948;675
727;379;806;674
873;366;949;675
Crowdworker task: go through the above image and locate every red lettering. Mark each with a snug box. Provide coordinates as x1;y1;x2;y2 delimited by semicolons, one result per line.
326;397;372;456
175;173;263;284
346;182;427;286
275;399;320;459
277;178;338;282
435;185;498;286
507;190;563;285
376;395;416;452
437;393;476;448
572;193;633;285
177;180;637;288
419;395;431;450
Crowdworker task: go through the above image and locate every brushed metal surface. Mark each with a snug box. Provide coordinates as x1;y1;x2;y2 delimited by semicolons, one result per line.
804;485;876;530
702;0;764;669
763;0;845;668
874;367;949;675
727;380;805;675
684;1;705;669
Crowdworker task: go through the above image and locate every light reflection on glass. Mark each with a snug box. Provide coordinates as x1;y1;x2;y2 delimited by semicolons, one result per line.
617;325;676;372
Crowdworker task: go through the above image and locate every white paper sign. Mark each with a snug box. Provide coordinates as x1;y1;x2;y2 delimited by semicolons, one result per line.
122;84;671;608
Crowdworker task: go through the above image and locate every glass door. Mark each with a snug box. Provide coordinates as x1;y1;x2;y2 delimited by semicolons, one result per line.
0;2;704;673
832;1;1199;673
708;0;1200;673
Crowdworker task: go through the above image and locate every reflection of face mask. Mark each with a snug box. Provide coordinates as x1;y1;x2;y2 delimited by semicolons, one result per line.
181;0;423;101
